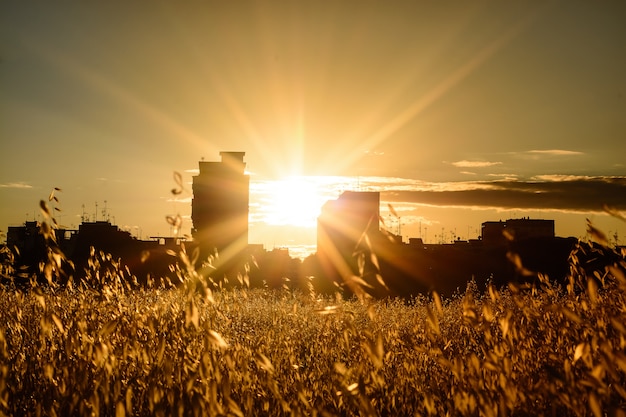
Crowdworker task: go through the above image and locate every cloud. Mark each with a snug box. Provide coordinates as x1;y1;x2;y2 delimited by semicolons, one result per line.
531;174;594;182
451;160;502;168
0;182;33;189
487;173;519;180
381;176;626;212
527;149;584;156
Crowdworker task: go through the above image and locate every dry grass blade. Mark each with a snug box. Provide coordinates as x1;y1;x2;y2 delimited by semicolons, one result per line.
587;219;609;247
33;286;46;309
347;382;359;393
374;273;388;291
573;343;585;362
587;277;599;305
99;319;119;338
256;353;274;374
315;305;339;315
166;214;182;228
589;393;602;417
51;313;65;335
426;306;440;335
191;247;200;267
39;200;50;217
173;171;184;188
387;203;398;218
207;330;229;349
506;251;535;276
608;265;626;289
363;333;385;368
186;298;199;329
356;251;365;276
115;401;126;417
432;291;443;315
603;204;626;222
345;275;373;290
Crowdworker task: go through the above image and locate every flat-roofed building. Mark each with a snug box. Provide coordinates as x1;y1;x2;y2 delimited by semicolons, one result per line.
192;152;249;261
481;218;555;246
317;191;380;288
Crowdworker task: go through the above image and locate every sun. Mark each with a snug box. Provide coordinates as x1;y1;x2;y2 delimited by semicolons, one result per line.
255;176;329;228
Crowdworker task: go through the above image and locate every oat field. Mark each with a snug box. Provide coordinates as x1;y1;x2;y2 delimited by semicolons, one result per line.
1;237;626;416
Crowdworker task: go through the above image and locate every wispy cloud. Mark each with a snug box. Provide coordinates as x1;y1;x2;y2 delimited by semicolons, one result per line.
0;182;33;189
451;160;502;168
531;174;595;182
527;149;584;156
487;173;519;180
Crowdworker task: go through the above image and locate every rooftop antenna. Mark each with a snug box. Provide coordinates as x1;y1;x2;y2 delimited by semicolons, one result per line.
81;204;87;223
102;200;108;222
95;202;98;222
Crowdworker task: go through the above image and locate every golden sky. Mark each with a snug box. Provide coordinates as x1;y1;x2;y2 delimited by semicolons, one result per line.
1;0;625;247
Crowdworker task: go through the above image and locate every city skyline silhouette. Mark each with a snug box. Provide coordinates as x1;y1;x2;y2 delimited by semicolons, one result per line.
5;150;595;297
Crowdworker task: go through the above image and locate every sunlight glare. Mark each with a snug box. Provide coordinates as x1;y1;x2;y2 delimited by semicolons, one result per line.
259;176;330;228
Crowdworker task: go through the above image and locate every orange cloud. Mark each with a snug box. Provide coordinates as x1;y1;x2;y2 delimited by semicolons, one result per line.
451;160;502;168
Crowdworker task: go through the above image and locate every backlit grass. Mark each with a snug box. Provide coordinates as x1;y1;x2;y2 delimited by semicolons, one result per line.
1;241;625;416
1;188;625;415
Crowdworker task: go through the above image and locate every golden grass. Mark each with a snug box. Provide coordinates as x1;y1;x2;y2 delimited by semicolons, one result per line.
1;240;625;415
1;187;625;416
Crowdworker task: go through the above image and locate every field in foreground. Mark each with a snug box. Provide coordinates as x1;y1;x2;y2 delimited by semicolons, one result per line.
1;242;626;416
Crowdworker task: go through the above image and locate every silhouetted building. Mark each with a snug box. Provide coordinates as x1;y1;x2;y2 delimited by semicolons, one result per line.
481;218;555;246
317;191;381;290
191;152;250;262
314;196;575;297
7;221;41;253
6;221;46;272
318;191;380;256
72;221;138;263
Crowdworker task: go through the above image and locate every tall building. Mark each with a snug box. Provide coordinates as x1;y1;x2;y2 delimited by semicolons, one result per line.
191;152;250;261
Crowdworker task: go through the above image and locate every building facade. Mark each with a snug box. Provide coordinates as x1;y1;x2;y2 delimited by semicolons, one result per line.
191;152;250;261
316;191;381;288
481;218;555;246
